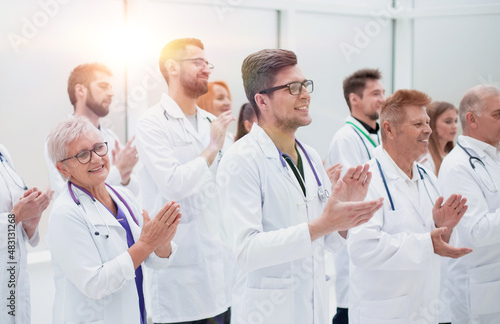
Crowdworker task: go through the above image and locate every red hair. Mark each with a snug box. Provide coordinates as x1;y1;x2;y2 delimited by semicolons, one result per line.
196;81;231;115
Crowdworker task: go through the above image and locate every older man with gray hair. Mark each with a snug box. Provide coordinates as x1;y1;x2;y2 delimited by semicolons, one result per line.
347;89;471;324
439;85;500;323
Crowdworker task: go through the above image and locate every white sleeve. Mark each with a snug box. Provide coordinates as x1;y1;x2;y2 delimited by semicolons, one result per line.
439;160;500;247
136;115;212;202
114;187;177;270
218;152;312;273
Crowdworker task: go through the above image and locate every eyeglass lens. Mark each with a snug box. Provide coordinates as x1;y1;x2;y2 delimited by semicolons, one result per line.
290;80;313;95
77;143;108;163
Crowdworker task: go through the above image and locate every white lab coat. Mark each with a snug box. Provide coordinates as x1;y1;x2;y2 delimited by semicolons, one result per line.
44;123;140;199
0;145;39;324
217;124;345;324
135;93;232;322
325;116;380;308
347;147;445;324
418;152;436;175
46;183;176;324
439;135;500;324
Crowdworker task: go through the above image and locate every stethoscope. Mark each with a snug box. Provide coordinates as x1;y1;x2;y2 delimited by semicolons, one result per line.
347;121;380;159
277;140;330;202
68;181;139;239
456;140;498;193
376;159;439;211
0;152;28;190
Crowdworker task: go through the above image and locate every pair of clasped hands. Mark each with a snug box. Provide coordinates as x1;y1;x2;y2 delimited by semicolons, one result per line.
311;163;472;259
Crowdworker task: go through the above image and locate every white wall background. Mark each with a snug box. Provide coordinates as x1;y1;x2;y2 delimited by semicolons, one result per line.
1;0;500;322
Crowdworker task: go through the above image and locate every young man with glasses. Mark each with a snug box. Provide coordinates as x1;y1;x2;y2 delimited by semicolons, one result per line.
135;38;234;324
216;48;384;324
44;63;140;198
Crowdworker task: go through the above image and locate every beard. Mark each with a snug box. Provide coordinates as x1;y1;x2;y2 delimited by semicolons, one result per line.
179;70;209;99
274;111;312;133
367;111;379;121
86;88;110;118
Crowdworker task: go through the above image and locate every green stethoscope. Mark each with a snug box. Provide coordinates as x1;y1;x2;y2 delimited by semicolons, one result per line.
346;121;380;159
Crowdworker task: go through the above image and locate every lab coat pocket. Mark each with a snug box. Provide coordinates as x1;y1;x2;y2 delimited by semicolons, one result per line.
243;277;292;324
359;295;409;322
468;260;500;315
171;221;201;266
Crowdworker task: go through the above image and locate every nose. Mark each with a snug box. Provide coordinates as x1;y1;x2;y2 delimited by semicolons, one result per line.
300;86;311;99
90;150;103;163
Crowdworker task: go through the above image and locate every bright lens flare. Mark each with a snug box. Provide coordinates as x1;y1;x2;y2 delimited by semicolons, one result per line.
103;23;154;66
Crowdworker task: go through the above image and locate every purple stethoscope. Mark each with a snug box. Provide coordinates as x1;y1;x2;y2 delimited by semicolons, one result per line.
277;139;330;201
68;181;139;239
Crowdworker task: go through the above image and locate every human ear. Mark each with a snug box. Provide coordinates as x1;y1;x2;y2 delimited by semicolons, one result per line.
56;161;71;180
465;112;478;129
254;93;268;111
383;121;396;140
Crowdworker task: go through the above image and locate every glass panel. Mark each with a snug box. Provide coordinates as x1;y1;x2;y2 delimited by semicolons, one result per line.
294;11;393;157
413;14;500;106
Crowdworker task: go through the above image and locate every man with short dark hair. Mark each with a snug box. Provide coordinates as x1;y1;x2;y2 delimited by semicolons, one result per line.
217;48;384;324
136;38;233;324
439;85;500;323
44;62;139;197
347;89;471;324
325;68;385;323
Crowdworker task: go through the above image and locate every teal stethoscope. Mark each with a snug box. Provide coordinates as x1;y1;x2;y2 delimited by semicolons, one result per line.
0;152;28;190
456;140;498;193
376;159;439;211
347;121;380;159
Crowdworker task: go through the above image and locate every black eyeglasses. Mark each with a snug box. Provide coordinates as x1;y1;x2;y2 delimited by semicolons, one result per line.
60;142;108;164
176;58;214;70
259;80;314;95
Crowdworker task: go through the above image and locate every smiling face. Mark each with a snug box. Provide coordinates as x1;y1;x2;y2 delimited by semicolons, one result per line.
392;105;432;162
355;79;386;121
472;94;500;147
259;65;311;133
178;45;211;99
211;84;232;116
58;131;110;191
435;108;458;144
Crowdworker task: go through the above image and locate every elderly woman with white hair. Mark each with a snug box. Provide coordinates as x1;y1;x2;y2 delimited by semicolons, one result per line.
46;116;181;324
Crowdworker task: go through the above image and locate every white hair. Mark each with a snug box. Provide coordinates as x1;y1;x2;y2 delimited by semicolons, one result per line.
46;116;102;165
459;84;500;131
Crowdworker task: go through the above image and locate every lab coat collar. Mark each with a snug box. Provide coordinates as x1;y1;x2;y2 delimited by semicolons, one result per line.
159;93;213;145
70;184;135;232
374;147;432;223
249;124;285;160
375;147;419;182
459;135;494;160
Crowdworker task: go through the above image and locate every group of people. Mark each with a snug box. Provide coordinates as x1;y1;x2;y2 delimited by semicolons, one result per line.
1;37;499;324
